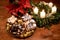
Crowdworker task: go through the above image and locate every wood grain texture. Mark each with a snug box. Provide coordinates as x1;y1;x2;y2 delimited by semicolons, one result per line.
0;0;60;40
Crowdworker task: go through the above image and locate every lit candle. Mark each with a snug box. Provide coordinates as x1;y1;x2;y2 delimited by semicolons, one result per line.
52;6;57;13
40;10;46;18
33;7;39;14
48;2;53;7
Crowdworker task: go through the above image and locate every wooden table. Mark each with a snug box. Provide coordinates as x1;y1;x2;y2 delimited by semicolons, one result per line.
0;0;60;40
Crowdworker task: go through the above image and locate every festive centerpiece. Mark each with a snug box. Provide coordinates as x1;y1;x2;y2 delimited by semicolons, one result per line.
6;0;60;38
30;1;60;28
6;0;36;38
6;13;36;38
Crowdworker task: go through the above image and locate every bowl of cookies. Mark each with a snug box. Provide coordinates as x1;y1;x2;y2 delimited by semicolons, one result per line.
6;13;36;38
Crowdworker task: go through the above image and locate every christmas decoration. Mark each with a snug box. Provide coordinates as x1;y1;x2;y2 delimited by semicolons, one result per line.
6;13;36;38
6;0;32;16
6;0;36;38
6;0;60;39
30;1;60;28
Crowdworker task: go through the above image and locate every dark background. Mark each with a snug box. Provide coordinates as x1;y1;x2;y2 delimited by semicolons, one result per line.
0;0;60;40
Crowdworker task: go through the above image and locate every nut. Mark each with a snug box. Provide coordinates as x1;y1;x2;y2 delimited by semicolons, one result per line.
31;30;34;32
13;32;17;34
18;20;23;23
7;23;9;26
6;26;10;30
20;34;23;37
24;34;28;37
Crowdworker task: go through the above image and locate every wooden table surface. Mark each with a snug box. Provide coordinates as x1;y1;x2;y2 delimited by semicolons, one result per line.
0;0;60;40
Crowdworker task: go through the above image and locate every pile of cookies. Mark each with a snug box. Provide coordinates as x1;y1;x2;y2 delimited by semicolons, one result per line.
6;13;36;38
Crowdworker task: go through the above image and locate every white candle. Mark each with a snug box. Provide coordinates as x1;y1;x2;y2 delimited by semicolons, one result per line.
33;7;39;14
48;2;53;7
52;6;57;13
40;10;46;18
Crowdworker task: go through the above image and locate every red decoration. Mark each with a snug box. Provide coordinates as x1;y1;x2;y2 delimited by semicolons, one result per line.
6;0;32;16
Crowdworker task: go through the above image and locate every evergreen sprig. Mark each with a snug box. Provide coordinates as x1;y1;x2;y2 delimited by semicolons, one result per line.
32;9;60;28
30;1;60;28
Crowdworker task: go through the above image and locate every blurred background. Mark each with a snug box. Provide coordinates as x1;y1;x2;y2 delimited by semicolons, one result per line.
0;0;60;8
0;0;60;40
